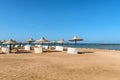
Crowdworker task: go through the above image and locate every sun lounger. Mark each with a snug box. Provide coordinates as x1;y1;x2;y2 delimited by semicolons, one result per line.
25;45;31;50
34;47;43;53
67;48;78;54
55;46;64;51
1;47;10;54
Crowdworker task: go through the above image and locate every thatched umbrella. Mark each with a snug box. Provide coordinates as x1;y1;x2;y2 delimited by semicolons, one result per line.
27;38;35;45
69;36;83;45
3;39;16;53
37;37;47;45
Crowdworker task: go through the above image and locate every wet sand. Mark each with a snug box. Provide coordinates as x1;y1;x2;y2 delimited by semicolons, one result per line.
0;48;120;80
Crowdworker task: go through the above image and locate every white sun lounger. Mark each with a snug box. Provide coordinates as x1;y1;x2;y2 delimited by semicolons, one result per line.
34;47;43;53
55;46;64;51
67;48;78;54
24;45;31;50
2;47;10;54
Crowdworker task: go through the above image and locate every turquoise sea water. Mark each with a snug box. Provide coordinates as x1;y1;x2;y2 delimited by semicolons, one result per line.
1;43;120;50
66;44;120;50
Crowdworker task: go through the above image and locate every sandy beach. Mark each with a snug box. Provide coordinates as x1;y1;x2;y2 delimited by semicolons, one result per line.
0;48;120;80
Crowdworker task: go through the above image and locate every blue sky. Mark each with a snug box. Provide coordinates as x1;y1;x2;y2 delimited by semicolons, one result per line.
0;0;120;43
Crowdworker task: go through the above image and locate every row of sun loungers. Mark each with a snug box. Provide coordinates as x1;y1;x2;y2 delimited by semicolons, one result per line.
0;45;79;54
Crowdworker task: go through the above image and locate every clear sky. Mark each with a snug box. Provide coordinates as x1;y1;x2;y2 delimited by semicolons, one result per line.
0;0;120;43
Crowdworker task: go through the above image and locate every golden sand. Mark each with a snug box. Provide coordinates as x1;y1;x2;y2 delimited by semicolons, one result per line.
0;48;120;80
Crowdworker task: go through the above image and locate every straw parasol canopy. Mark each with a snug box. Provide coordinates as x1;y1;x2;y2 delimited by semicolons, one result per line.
27;38;35;44
37;37;48;45
69;36;83;45
3;39;16;44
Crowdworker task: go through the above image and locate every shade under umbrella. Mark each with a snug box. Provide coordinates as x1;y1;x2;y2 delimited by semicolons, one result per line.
69;36;83;45
3;39;16;53
27;38;35;44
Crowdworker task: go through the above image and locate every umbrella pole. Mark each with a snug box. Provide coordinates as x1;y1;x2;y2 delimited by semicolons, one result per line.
9;44;11;53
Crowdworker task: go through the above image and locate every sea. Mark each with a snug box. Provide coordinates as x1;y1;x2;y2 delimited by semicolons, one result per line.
1;43;120;50
66;43;120;50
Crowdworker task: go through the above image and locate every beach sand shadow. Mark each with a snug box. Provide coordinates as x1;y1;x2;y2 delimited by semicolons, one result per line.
15;50;32;54
78;51;94;54
43;50;62;53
